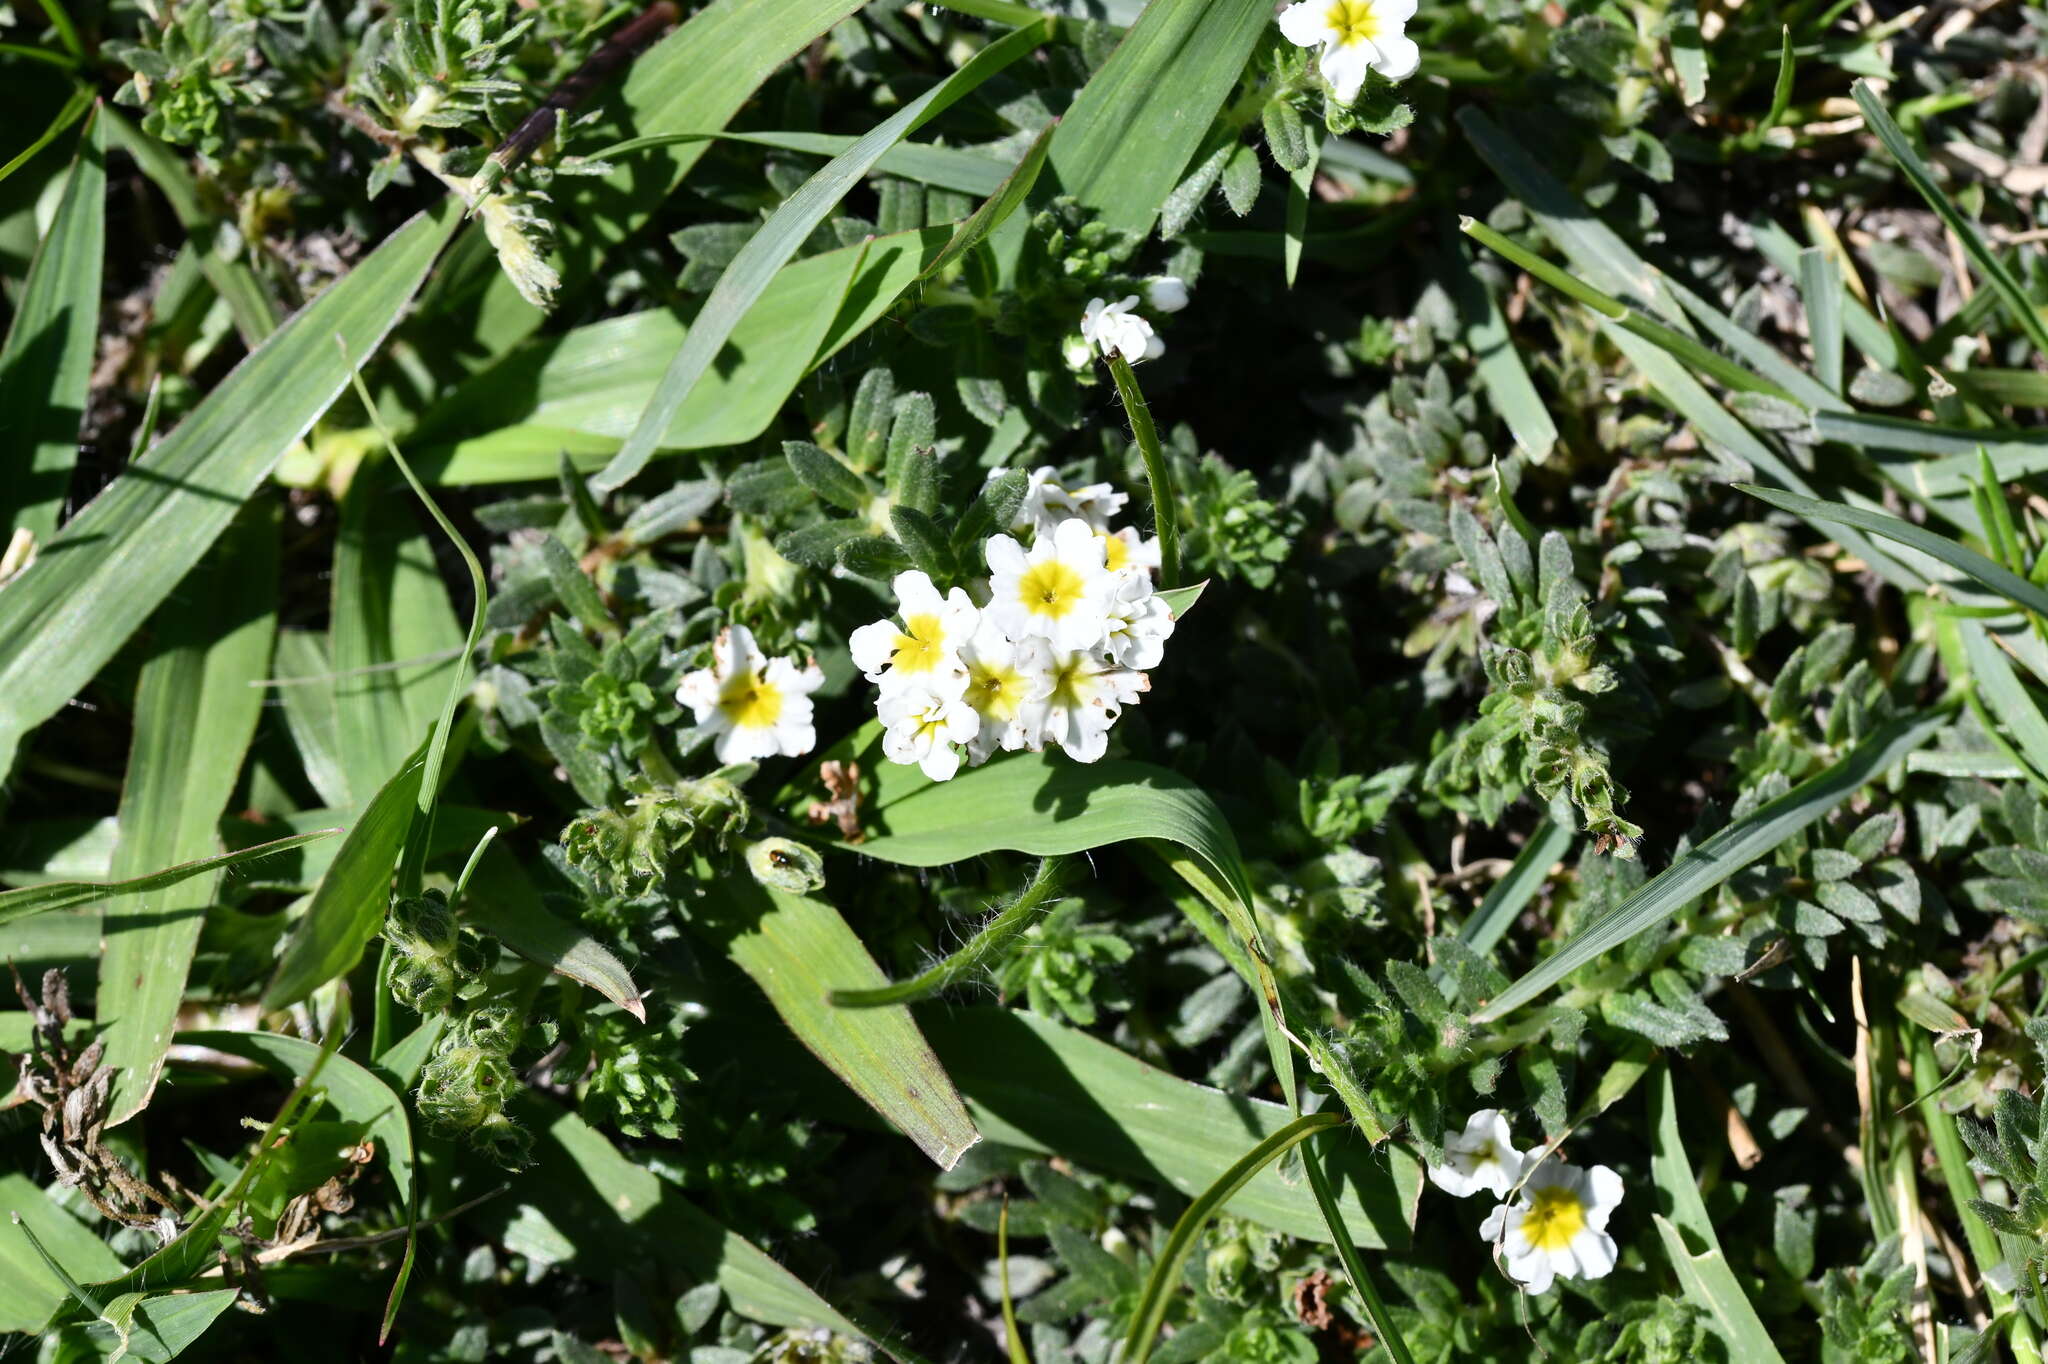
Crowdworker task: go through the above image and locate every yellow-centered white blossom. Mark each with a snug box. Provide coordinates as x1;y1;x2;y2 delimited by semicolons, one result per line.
1277;0;1421;103
676;624;824;764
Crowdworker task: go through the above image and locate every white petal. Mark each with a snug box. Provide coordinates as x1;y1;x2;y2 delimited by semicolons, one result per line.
985;533;1029;577
773;716;817;758
920;742;961;782
1478;1203;1508;1242
1144;276;1189;313
1277;0;1338;45
1141;333;1165;362
722;623;764;677
1571;1229;1618;1280
1375;0;1418;26
1320;39;1374;103
1428;1164;1482;1199
892;569;942;616
1051;516;1108;569
715;722;780;765
676;667;720;720
1370;32;1420;80
1503;1247;1554;1294
1584;1165;1626;1223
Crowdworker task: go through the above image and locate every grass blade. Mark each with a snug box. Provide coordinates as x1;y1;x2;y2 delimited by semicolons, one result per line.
1106;352;1181;586
0;104;101;543
0;1175;125;1332
926;1007;1421;1245
463;849;644;1019
0;84;89;187
592;20;1051;492
1301;1140;1419;1364
1738;483;2048;619
1119;1112;1343;1363
1442;236;1558;462
1799;245;1844;395
1474;711;1945;1021
697;872;981;1169
1648;1067;1789;1361
1048;0;1270;238
100;507;278;1124
915;121;1054;287
1458;817;1572;959
1852;80;2048;358
0;199;458;776
0;830;334;927
262;744;427;1010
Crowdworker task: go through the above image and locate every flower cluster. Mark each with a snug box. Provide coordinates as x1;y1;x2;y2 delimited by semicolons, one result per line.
851;478;1174;781
676;624;824;765
1425;1110;1625;1295
1278;0;1421;103
1074;276;1188;365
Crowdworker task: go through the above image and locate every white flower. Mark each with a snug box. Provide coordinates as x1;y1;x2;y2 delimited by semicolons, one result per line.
1144;276;1190;314
848;570;978;694
1478;1160;1624;1294
1101;570;1175;672
1018;648;1149;763
879;680;979;782
1426;1110;1525;1200
1278;0;1421;102
676;624;824;764
1101;526;1161;576
1010;466;1130;536
959;620;1054;765
985;518;1117;652
1079;295;1162;364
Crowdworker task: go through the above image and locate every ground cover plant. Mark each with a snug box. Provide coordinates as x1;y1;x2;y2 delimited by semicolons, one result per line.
11;0;2048;1359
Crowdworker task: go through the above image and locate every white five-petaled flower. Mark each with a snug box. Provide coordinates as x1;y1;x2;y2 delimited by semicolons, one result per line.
986;518;1118;652
957;620;1054;766
1019;648;1149;763
1079;296;1164;364
1100;570;1176;672
1426;1109;1526;1200
1478;1160;1624;1294
848;570;978;694
1278;0;1421;103
676;624;824;764
1010;466;1131;536
879;680;979;782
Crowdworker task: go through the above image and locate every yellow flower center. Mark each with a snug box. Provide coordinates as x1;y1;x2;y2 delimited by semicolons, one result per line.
1468;1140;1496;1168
1521;1185;1587;1252
719;671;783;730
1048;653;1093;709
1017;560;1086;619
890;612;947;674
967;659;1027;722
1325;0;1383;44
1101;531;1130;574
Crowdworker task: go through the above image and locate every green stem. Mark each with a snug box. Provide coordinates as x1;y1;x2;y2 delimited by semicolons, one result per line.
1105;351;1181;587
1302;1137;1418;1364
830;856;1068;1007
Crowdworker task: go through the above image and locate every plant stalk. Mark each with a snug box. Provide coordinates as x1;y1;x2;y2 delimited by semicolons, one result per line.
1106;351;1181;587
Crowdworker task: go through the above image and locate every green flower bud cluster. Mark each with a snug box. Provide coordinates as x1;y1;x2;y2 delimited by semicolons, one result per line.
418;1004;531;1169
563;1012;693;1141
561;776;751;898
381;890;495;1018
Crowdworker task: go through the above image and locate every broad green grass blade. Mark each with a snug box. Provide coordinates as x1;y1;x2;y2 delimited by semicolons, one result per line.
409;226;950;484
271;631;355;808
1474;711;1945;1020
697;872;979;1169
0;199;459;776
926;1007;1422;1246
856;751;1258;912
81;1289;238;1362
0;84;89;186
1120;1112;1343;1364
1048;0;1270;238
587;129;1013;196
1107;352;1181;586
509;1103;871;1337
1799;246;1845;395
0;830;333;927
175;1030;415;1203
1648;1067;1788;1362
1458;817;1572;958
1301;1141;1419;1364
1853;80;2048;357
1739;483;2048;618
1813;411;2048;498
1443;239;1557;462
263;745;427;1010
916;122;1054;287
593;20;1052;492
1961;622;2048;783
0;1174;126;1332
331;466;463;802
464;851;643;1019
100;507;278;1124
850;746;1291;1105
0;104;101;543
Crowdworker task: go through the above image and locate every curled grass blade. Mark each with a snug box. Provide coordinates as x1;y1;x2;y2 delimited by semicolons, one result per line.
830;857;1067;1008
0;830;334;928
1474;711;1945;1021
1120;1113;1344;1363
